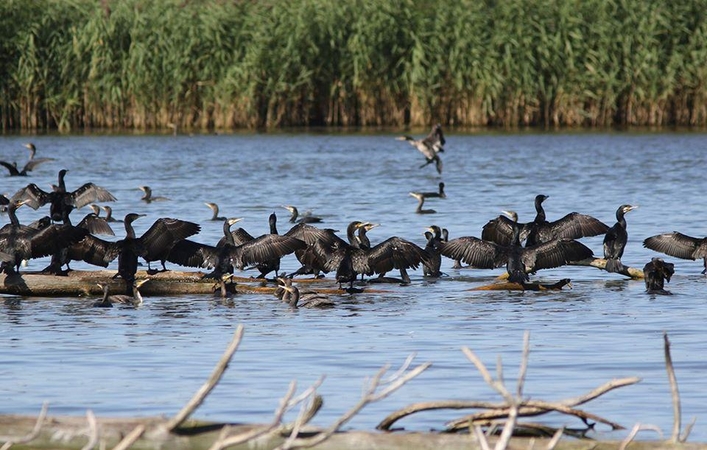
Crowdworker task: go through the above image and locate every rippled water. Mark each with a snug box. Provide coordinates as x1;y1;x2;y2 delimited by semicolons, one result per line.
1;130;707;442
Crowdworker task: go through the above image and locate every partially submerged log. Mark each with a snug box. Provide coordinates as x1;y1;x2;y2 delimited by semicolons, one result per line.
471;279;572;291
0;270;380;297
570;257;644;279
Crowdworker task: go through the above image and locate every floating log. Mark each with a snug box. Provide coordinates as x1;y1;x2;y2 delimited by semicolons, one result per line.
0;271;382;298
471;279;573;291
570;257;644;279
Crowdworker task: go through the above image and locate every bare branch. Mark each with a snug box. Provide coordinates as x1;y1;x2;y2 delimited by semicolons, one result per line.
473;425;492;450
663;332;681;443
619;423;663;450
164;325;244;432
546;427;564;450
517;331;530;398
0;401;48;449
110;424;145;450
81;410;98;450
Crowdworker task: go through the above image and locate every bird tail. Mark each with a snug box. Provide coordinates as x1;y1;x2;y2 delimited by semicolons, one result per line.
604;258;624;273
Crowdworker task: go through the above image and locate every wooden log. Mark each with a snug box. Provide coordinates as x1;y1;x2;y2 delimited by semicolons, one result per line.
0;414;703;450
569;257;644;279
0;271;384;298
471;279;572;291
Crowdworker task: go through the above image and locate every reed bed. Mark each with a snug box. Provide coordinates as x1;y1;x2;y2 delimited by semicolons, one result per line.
2;0;707;131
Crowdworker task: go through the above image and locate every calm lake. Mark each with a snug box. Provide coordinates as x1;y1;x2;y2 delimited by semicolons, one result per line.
1;130;706;442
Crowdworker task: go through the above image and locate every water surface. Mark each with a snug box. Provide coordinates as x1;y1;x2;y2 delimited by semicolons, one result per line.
1;130;706;441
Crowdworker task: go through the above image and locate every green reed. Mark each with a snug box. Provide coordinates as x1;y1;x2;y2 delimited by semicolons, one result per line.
2;0;707;131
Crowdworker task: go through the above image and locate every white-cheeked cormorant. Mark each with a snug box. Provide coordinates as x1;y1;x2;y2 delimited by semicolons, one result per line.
93;279;149;307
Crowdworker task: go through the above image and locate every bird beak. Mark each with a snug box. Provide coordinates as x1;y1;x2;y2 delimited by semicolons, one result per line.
227;217;243;226
364;222;379;231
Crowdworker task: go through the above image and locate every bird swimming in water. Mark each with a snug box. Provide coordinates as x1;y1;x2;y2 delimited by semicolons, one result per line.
282;205;323;224
93;279;149;307
411;182;446;199
642;257;674;295
276;276;334;308
0;143;55;177
101;205;122;223
139;186;170;203
603;204;638;273
439;210;594;284
643;230;707;274
482;194;608;247
205;202;226;221
12;169;117;224
409;192;436;214
396;124;445;174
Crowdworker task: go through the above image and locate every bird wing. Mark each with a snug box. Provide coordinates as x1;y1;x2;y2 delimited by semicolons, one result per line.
69;183;118;208
0;161;20;176
23;157;55;172
367;237;426;274
232;235;306;268
643;232;706;260
167;239;219;268
76;214;115;236
438;237;503;268
522;239;594;272
481;215;530;246
10;183;51;209
140;218;201;260
29;224;89;259
537;213;609;242
68;235;121;267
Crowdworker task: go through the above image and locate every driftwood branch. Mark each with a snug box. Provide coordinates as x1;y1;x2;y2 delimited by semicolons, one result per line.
0;401;48;450
161;325;244;433
619;423;663;450
569;257;644;279
279;355;431;450
81;410;98;450
110;424;145;450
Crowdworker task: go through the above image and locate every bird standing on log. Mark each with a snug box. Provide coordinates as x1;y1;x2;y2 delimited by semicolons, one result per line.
603;204;638;273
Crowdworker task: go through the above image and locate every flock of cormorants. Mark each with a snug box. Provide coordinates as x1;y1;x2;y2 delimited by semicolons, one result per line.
0;134;700;304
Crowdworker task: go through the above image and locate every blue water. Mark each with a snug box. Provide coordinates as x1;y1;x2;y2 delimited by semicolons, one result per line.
1;130;706;442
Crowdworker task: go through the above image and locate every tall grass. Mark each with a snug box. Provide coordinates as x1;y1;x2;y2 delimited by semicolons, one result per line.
2;0;707;131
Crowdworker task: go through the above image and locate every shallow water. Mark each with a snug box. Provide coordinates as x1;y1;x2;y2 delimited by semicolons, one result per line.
1;130;707;441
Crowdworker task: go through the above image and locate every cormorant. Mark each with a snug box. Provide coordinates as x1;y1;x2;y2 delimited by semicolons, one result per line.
482;195;609;247
93;279;149;307
12;169;117;224
282;205;323;224
422;225;444;277
167;216;306;280
411;182;446;199
101;205;122;223
278;278;334;308
283;222;346;278
205;202;226;221
139;186;170;203
0;143;55;176
396;124;445;174
0;198;88;274
439;211;594;283
643;231;707;274
409;192;436;214
642;257;674;294
603;204;638;273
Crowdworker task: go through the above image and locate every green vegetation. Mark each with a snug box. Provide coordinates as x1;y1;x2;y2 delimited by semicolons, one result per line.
2;0;707;131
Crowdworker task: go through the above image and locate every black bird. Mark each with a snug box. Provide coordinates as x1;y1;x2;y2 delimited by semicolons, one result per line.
282;205;323;224
101;205;122;223
12;169;117;224
139;186;170;203
409;192;436;214
440;211;594;283
283;222;346;278
396;124;445;174
205;202;226;221
482;194;609;247
422;225;444;277
411;182;446;199
603;204;638;273
643;231;707;274
167;217;306;280
0;143;55;177
93;279;149;307
0;198;87;274
643;258;674;295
